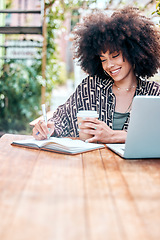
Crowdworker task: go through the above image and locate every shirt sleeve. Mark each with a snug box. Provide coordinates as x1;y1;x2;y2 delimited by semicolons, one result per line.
148;81;160;96
48;89;80;137
47;76;90;138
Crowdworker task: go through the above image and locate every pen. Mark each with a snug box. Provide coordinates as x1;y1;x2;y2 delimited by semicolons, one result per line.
41;104;50;139
42;104;47;124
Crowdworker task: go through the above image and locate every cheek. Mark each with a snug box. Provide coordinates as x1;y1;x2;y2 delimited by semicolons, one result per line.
124;62;132;72
116;58;123;65
101;62;107;70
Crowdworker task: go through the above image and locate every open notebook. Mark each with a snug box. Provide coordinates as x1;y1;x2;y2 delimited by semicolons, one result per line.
107;96;160;159
11;137;104;155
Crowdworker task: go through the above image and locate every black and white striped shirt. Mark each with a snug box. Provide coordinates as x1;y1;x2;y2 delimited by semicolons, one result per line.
50;75;160;137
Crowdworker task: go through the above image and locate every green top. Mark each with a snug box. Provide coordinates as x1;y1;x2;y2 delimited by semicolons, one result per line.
113;112;130;130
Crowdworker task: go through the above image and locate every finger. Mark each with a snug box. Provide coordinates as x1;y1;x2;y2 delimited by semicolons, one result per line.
85;136;97;143
35;125;46;138
40;121;50;135
80;122;98;130
47;121;55;136
83;117;100;124
35;133;46;140
33;127;45;140
80;127;97;136
35;121;48;138
36;120;53;139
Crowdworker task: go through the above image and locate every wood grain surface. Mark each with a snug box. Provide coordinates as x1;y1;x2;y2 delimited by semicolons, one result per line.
0;134;160;240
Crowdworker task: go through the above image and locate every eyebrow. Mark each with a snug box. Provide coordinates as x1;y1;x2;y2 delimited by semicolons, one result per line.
99;52;113;57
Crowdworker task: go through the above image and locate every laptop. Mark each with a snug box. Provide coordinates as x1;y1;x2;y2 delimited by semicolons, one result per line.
106;95;160;159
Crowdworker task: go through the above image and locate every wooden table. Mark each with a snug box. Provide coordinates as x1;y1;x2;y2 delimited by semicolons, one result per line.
0;134;160;240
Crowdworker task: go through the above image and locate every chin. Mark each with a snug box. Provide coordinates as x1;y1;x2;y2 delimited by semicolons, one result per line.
112;77;123;82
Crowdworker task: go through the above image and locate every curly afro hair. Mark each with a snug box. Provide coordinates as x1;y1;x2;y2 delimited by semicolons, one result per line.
72;7;160;79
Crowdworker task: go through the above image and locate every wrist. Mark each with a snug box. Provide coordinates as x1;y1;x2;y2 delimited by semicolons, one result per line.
111;130;127;143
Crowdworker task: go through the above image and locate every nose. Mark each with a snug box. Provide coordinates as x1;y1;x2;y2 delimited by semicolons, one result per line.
102;59;114;70
105;59;114;69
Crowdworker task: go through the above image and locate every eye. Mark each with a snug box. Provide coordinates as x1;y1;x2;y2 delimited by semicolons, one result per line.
112;53;120;58
101;59;107;63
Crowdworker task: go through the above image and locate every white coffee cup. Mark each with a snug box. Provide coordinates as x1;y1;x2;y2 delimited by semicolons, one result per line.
77;110;99;141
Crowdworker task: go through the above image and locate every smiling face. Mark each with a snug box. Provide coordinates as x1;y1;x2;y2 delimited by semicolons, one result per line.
100;50;135;84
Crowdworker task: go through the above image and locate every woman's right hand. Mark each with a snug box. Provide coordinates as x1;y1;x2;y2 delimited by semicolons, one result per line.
32;120;55;140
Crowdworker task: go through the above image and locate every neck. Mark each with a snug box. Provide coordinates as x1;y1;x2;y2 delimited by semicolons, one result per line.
113;73;137;92
113;83;136;92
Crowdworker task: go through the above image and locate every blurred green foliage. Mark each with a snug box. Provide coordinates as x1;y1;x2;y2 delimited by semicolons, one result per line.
152;0;160;27
0;0;101;133
5;0;12;8
0;61;41;132
0;1;65;133
152;0;160;16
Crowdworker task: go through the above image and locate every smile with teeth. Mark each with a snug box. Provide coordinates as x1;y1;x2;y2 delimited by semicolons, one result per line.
110;68;121;75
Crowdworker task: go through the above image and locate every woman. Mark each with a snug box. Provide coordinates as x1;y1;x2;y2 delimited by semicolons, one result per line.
33;7;160;143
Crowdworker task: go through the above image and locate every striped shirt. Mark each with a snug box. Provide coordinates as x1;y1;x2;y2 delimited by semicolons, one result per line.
50;75;160;137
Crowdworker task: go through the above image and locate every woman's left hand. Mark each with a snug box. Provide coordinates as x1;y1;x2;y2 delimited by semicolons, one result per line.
79;118;127;143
